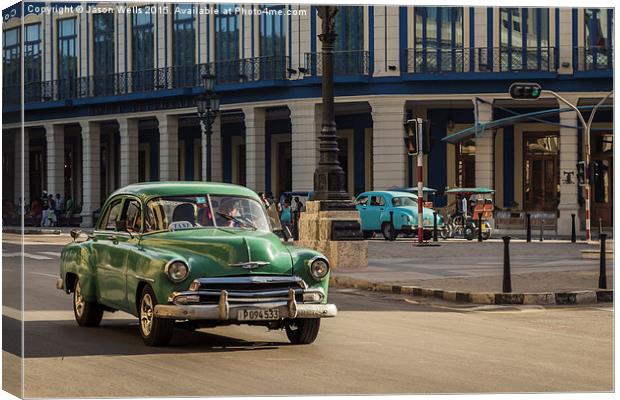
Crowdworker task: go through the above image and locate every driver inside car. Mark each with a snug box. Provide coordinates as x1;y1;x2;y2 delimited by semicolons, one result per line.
217;199;241;228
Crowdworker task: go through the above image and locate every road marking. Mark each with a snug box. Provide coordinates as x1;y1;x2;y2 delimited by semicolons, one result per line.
30;271;59;278
39;251;61;258
2;252;52;260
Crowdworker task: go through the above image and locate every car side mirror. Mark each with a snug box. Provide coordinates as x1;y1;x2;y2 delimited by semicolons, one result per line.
70;229;81;241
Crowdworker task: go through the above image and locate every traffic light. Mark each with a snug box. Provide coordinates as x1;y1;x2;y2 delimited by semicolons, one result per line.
509;82;542;100
576;161;586;186
589;161;599;183
404;119;431;155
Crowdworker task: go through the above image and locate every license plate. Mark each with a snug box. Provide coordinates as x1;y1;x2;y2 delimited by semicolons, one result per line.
237;308;280;321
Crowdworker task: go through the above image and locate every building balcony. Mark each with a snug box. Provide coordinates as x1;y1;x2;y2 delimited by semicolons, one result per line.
304;50;370;77
2;55;289;107
574;46;613;72
405;47;557;74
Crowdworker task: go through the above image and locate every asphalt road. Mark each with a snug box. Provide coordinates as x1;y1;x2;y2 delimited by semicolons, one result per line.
2;237;614;397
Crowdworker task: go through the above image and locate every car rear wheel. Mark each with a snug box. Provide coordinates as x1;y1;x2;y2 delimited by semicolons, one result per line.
73;279;103;327
285;318;321;345
381;222;397;241
139;285;174;346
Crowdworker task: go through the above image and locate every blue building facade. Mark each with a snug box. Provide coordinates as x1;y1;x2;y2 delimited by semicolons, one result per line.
1;3;614;231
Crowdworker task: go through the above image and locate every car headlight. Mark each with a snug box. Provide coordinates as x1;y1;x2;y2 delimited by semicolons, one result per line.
309;258;330;280
165;260;190;283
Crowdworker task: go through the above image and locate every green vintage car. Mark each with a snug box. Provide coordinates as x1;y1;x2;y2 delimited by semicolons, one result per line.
57;182;336;346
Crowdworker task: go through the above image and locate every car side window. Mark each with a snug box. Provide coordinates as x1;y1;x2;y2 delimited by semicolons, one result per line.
101;199;122;231
355;196;368;206
370;196;385;207
124;200;142;232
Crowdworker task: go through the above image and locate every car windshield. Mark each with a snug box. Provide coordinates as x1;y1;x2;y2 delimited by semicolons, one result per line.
392;196;417;207
145;195;271;233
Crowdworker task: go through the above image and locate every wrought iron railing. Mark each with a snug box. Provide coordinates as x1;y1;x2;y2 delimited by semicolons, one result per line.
405;47;557;74
3;55;289;107
574;46;613;71
304;50;370;76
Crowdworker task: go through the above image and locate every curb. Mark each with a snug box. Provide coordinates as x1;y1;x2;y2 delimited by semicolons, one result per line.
330;275;613;306
3;228;62;235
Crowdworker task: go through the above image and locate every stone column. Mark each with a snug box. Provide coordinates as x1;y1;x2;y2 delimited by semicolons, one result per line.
79;121;101;227
369;98;407;189
45;124;65;196
558;8;574;75
15;129;30;205
557;109;580;235
474;100;494;188
200;117;222;182
373;6;400;76
243;107;266;191
118;118;139;187
157;114;179;181
289;101;319;191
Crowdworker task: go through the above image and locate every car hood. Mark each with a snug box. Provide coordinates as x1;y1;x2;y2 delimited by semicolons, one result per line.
139;228;293;276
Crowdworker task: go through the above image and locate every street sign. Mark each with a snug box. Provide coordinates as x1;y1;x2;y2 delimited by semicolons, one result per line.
509;82;542;100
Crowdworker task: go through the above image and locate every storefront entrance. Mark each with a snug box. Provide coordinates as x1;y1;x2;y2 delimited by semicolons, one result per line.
523;132;559;211
591;131;613;226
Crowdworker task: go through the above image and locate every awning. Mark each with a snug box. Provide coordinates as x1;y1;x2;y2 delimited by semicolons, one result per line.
442;104;612;144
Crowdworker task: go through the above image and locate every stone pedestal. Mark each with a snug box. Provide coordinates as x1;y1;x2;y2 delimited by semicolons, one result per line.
296;201;368;270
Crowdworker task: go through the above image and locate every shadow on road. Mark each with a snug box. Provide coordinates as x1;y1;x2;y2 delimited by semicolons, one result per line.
3;315;288;359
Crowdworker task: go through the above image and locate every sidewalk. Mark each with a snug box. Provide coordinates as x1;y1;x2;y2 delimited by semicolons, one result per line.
331;239;614;305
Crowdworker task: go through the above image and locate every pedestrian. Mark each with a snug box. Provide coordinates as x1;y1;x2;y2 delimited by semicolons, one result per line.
292;196;304;240
65;195;74;219
40;190;49;226
280;199;293;236
55;193;64;225
47;194;57;226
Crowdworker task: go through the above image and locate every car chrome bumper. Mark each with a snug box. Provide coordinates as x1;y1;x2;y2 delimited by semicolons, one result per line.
153;289;337;321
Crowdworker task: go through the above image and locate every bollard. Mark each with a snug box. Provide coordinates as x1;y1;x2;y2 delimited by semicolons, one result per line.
599;233;607;289
571;214;576;243
502;236;512;293
599;218;603;239
433;212;438;242
526;213;531;242
477;213;483;242
539;218;544;242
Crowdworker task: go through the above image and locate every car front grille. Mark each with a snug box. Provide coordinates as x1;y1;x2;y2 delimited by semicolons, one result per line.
191;276;306;304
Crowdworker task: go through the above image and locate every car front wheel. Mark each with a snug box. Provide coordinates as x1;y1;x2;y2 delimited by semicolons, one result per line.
73;279;103;327
285;318;321;344
139;285;174;346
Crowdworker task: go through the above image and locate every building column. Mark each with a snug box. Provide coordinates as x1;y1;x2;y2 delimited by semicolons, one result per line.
373;6;400;76
369;98;407;189
15;129;30;205
557;110;580;235
118;118;139;186
45;124;65;197
558;8;574;74
200;118;222;182
243;107;266;191
474;100;494;188
157;115;179;181
79;121;101;227
289;102;319;192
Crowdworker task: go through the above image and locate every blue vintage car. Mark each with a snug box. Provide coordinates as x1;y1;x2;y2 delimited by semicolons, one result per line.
354;191;444;241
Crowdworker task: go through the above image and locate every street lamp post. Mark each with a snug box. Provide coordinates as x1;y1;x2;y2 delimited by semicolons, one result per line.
196;73;220;182
312;5;349;201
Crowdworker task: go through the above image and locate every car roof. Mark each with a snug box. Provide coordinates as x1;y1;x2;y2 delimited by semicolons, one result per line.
109;181;260;201
357;191;418;199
